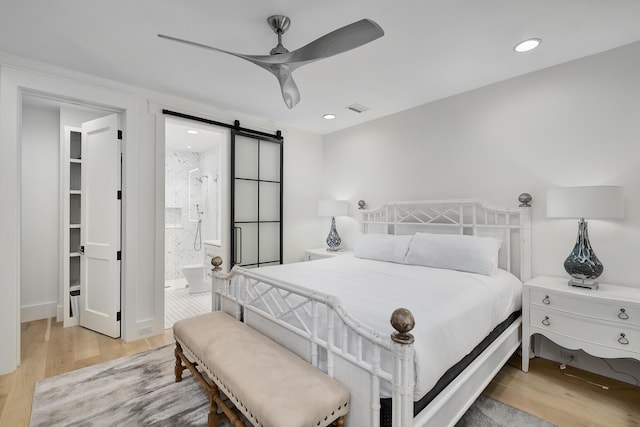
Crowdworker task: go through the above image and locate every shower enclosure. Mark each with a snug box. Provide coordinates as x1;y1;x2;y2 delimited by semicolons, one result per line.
165;147;220;284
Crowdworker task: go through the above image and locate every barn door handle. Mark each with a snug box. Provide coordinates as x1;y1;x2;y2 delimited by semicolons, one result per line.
233;227;242;265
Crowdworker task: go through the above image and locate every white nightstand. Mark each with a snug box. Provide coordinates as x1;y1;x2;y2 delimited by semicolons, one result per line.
305;248;353;261
522;275;640;372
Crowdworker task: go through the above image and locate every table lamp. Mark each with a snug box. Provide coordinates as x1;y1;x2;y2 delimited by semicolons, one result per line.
318;200;348;251
547;186;623;289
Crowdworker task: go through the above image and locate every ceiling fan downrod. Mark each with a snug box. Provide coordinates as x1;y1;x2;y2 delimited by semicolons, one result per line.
268;15;291;55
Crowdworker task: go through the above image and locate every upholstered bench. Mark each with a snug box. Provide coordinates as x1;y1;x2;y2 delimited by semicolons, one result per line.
173;311;350;427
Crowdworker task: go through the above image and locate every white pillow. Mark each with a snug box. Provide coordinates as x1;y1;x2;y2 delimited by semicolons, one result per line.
405;232;502;276
354;233;413;264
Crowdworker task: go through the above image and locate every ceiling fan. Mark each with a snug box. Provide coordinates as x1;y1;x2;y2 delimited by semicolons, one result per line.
158;16;384;109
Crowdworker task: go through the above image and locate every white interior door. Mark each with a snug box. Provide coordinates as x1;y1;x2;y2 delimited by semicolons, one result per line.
80;114;121;338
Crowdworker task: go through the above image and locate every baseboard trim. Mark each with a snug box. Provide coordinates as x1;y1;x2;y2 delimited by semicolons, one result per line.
21;302;57;323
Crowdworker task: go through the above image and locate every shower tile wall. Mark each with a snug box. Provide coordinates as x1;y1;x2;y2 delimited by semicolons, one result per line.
165;150;201;281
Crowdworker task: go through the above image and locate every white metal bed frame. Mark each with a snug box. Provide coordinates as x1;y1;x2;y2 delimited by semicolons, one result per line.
212;195;532;427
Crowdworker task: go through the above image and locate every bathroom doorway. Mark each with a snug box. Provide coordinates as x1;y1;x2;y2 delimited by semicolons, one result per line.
164;117;226;328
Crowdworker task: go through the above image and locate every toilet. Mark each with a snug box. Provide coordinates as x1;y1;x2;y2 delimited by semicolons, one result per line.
181;264;209;293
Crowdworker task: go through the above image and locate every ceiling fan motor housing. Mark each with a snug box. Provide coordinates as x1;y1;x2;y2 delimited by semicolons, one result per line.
267;15;291;34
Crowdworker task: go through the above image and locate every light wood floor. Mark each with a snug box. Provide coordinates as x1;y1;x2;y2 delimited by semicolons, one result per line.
1;319;638;427
484;356;640;427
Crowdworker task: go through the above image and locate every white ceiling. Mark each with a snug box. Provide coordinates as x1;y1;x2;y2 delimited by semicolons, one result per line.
2;1;640;135
165;116;225;153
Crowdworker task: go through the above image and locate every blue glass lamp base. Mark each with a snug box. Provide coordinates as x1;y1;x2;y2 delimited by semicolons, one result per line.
564;219;602;290
326;216;342;251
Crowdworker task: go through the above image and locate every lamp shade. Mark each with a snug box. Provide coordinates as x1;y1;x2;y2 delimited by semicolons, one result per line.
318;200;348;217
546;186;624;219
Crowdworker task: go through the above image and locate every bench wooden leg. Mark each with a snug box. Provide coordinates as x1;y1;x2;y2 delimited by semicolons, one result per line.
207;384;220;427
174;342;185;382
174;340;243;427
335;416;345;427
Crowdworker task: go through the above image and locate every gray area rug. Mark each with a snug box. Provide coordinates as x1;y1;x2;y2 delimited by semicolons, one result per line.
31;344;555;426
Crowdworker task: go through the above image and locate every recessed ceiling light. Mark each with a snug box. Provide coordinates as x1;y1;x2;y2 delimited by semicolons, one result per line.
323;113;336;120
187;129;198;134
514;38;541;53
187;145;192;149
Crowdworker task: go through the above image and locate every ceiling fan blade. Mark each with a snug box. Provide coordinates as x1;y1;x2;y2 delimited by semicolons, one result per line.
270;64;300;109
158;34;262;64
283;19;384;69
159;33;300;107
158;33;291;72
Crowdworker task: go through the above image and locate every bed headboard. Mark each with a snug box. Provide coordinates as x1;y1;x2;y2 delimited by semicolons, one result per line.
360;194;532;281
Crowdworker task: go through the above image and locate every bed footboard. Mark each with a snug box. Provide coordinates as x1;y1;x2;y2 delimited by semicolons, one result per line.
213;266;415;427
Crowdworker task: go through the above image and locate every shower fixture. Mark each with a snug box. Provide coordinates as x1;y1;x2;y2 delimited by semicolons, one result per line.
194;203;203;251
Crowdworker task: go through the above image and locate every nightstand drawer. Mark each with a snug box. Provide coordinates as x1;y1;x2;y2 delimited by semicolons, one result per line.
530;288;640;327
530;306;640;354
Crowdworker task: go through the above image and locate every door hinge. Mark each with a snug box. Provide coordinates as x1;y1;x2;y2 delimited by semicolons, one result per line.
116;250;122;261
116;311;121;321
117;130;123;140
117;190;122;200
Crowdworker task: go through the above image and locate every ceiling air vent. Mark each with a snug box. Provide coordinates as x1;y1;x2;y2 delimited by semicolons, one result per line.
345;103;370;113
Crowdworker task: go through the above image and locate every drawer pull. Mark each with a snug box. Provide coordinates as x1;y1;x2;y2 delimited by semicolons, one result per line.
541;316;551;326
618;333;629;345
618;308;629;320
542;295;550;305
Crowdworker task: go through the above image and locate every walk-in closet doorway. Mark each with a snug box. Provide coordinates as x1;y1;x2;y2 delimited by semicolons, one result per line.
20;94;123;338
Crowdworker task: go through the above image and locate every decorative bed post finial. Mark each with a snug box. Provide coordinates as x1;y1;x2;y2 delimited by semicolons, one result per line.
211;256;223;272
518;193;532;207
390;308;415;344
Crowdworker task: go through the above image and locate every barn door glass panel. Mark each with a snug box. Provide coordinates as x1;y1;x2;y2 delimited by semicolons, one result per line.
259;222;280;266
231;131;282;268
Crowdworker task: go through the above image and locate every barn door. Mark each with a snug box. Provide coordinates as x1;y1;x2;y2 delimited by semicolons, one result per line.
230;131;283;268
80;114;121;338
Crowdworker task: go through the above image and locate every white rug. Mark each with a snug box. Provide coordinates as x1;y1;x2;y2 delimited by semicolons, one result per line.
31;344;556;427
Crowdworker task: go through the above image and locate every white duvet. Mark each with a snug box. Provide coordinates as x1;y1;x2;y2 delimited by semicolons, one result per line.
246;255;522;399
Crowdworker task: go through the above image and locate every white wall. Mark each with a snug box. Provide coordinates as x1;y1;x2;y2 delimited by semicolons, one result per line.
281;127;325;262
20;105;60;322
324;40;640;289
322;41;640;382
